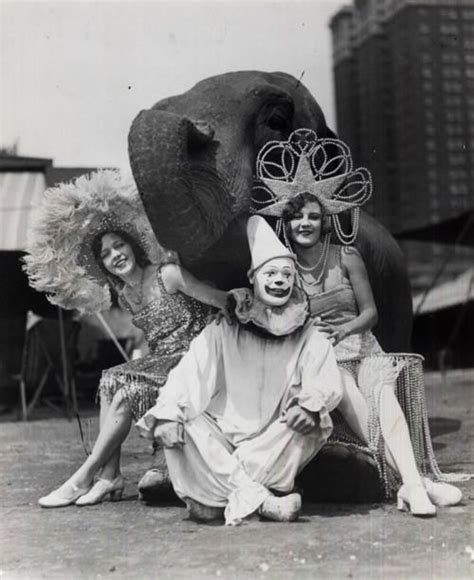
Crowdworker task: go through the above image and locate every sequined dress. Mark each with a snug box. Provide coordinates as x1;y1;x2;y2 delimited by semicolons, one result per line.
302;245;383;361
98;267;210;421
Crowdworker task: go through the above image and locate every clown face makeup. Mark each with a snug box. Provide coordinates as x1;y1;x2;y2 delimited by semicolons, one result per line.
251;257;296;307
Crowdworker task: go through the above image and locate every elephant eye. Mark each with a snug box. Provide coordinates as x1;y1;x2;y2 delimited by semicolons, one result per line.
267;112;289;131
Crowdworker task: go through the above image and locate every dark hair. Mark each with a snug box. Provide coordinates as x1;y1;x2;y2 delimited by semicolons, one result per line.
92;229;151;288
282;192;331;235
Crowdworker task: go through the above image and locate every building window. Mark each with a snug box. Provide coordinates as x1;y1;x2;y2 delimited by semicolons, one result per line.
426;139;436;151
424;96;434;107
449;169;467;180
422;66;433;78
449;154;466;166
446;124;463;136
442;52;460;64
440;24;459;36
419;23;430;34
464;23;474;35
449;182;468;196
446;110;463;122
445;95;462;107
466;67;474;79
443;66;461;78
425;123;436;136
447;138;465;152
441;9;459;19
422;80;433;92
443;80;462;92
463;9;474;20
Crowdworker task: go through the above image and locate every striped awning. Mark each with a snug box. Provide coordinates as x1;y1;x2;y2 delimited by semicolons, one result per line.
0;172;46;251
413;269;474;315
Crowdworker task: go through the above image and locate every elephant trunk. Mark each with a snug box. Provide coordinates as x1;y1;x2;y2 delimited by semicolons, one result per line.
128;110;233;258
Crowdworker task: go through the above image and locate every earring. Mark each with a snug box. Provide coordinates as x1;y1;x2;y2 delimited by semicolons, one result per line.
322;216;332;236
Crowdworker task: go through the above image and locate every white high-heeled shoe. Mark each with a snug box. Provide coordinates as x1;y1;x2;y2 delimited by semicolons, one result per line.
259;493;302;522
397;484;436;517
38;482;91;508
423;477;463;507
75;476;125;506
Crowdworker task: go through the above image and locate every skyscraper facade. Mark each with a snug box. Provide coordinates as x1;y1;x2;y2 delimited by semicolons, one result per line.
330;1;474;251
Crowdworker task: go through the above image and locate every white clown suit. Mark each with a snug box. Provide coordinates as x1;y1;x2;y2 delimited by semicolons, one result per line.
137;317;342;525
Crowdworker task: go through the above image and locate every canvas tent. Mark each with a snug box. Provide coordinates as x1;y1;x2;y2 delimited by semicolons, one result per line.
397;211;474;369
395;210;474;247
0;155;99;416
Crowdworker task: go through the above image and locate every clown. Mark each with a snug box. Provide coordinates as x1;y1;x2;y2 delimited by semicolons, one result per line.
137;215;343;525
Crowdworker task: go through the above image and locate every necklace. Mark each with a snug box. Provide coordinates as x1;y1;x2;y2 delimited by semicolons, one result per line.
296;234;331;288
280;223;331;289
122;267;145;306
294;235;330;272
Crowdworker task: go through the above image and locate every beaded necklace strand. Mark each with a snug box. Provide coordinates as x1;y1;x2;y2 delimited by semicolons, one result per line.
121;266;146;306
281;224;331;288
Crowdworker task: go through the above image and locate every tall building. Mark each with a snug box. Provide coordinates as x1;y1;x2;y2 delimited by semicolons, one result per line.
330;0;474;289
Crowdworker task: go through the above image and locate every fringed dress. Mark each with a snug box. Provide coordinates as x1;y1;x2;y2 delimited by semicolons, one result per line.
302;246;404;495
98;267;210;421
302;245;461;491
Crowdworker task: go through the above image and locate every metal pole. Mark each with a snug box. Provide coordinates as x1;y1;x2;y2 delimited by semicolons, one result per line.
57;306;71;414
95;312;130;364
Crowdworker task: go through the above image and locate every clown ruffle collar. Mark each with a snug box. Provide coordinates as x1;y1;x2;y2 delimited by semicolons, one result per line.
228;286;309;337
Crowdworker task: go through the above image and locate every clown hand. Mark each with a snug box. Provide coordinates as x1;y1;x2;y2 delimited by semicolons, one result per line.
207;293;236;326
152;420;185;448
313;317;346;345
281;405;320;435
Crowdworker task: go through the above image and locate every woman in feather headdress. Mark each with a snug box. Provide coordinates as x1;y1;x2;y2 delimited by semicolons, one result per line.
24;170;227;508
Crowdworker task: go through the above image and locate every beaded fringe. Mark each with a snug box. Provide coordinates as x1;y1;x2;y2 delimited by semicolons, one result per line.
340;353;471;493
329;411;398;498
98;370;161;423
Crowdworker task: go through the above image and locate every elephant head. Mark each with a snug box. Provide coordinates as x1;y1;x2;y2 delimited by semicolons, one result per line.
129;70;412;351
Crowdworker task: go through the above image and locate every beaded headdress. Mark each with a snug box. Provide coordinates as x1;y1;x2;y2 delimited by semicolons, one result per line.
251;128;372;245
24;170;164;314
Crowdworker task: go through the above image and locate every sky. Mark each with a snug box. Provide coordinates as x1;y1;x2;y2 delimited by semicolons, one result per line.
1;0;347;168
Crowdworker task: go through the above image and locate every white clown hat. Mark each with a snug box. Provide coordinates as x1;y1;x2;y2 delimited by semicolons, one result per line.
247;215;295;277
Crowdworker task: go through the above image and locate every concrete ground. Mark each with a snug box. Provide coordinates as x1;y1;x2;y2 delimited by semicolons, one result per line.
0;370;473;579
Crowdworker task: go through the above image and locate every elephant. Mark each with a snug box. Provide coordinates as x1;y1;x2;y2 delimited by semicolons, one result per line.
129;70;412;352
128;70;413;502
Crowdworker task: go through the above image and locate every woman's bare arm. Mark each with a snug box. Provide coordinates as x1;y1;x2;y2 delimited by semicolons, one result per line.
160;263;228;311
337;246;378;341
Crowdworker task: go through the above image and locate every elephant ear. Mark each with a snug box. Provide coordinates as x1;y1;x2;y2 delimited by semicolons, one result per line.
324;126;339;140
128;109;233;259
